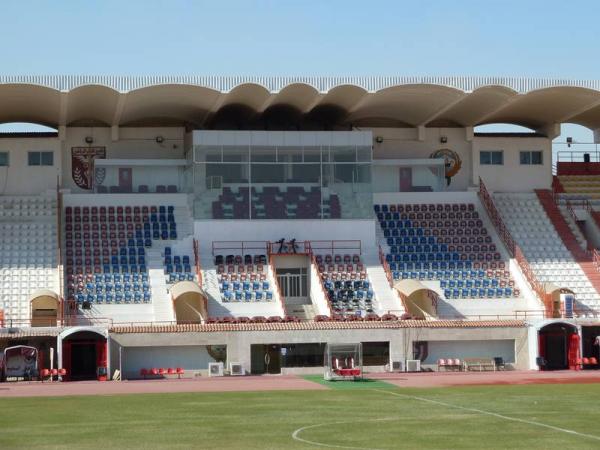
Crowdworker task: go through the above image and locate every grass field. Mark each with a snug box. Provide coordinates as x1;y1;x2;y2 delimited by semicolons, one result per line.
1;382;600;449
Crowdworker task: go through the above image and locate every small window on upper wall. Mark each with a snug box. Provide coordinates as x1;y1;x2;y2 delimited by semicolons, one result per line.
0;152;8;166
520;151;543;165
28;151;54;166
480;150;503;165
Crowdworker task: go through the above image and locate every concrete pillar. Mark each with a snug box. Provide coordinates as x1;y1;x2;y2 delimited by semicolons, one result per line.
465;126;474;142
111;125;119;142
417;125;426;142
537;123;560;140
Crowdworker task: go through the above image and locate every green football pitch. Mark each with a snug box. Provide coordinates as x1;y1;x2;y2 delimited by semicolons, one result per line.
1;381;599;449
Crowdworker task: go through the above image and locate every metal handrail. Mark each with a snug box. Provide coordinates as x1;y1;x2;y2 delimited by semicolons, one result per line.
478;177;546;304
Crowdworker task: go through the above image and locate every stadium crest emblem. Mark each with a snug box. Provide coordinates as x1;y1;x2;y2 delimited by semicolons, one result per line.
71;147;106;190
430;148;462;186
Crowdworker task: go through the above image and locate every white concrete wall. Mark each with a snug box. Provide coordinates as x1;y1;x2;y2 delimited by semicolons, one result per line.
423;339;516;365
472;136;552;192
369;127;473;191
61;127;185;192
110;324;531;373
0;136;61;195
62;193;189;207
194;219;377;256
119;345;216;379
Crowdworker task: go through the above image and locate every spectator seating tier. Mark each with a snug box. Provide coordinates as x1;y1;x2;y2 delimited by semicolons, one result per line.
212;186;340;219
375;203;519;299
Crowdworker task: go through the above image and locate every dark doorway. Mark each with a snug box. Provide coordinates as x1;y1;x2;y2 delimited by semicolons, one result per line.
250;344;281;374
70;343;97;380
119;168;133;193
538;322;579;370
581;326;600;368
62;331;107;381
399;167;412;192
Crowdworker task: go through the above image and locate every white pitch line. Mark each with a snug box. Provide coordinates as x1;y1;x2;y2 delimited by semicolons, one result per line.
375;389;600;443
292;417;396;450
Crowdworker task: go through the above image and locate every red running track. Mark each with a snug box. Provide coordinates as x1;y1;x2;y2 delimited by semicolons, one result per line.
1;370;599;398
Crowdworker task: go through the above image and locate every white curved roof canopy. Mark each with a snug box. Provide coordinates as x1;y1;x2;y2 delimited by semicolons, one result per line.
2;75;600;131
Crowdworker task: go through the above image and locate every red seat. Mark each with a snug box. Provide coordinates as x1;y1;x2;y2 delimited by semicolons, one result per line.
176;367;184;378
51;369;58;376
167;367;176;375
140;368;148;378
40;368;50;380
58;368;67;377
590;357;598;365
150;368;159;376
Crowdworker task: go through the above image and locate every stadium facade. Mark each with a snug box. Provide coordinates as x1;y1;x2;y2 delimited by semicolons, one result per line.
1;75;600;380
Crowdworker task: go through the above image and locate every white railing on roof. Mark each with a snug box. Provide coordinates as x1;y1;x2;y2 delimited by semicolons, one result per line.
3;75;600;93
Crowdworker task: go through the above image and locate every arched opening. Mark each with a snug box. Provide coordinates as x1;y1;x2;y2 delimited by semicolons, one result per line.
543;284;576;318
538;322;579;370
553;123;595;171
60;328;108;381
475;123;537;134
30;290;61;327
0;122;58;133
171;281;208;324
394;279;438;319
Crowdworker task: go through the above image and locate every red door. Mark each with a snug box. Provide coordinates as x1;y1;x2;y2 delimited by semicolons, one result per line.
119;168;133;193
399;168;412;192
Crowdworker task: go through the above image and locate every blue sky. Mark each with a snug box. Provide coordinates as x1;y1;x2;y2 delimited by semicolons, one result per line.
0;0;598;142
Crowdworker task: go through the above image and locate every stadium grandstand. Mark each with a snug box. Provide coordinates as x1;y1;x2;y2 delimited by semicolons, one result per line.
2;75;600;380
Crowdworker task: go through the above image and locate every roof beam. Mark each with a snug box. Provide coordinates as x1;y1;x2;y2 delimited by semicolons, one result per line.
555;97;600;124
418;94;468;126
469;95;521;126
111;93;127;127
58;92;68;127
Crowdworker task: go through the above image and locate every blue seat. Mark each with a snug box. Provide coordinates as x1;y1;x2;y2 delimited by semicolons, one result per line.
115;293;123;303
143;292;151;303
223;291;232;301
234;290;243;301
105;293;113;303
134;292;142;303
124;292;133;303
266;291;273;300
244;291;253;301
255;291;263;301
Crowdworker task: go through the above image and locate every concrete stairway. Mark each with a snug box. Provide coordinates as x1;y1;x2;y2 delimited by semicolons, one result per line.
536;189;600;295
362;252;404;315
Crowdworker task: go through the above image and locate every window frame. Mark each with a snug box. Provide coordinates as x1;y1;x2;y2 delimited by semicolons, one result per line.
520;150;543;165
480;150;504;166
0;151;9;167
28;151;54;166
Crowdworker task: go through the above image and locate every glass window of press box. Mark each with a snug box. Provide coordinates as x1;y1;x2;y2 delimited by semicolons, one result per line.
192;145;372;219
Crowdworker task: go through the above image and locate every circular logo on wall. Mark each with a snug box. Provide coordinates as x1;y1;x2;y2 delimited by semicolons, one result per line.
430;148;462;186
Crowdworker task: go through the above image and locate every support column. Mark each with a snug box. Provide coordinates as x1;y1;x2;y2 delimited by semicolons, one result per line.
417;125;426;142
536;123;560;140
